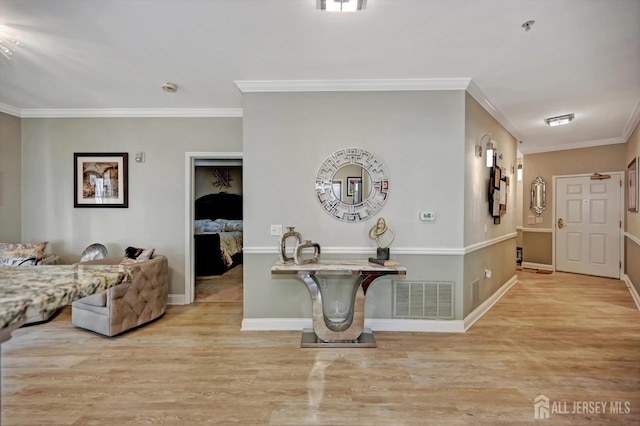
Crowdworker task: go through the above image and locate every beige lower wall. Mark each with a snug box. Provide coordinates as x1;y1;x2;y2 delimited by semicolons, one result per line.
522;231;553;265
463;237;516;317
625;236;640;297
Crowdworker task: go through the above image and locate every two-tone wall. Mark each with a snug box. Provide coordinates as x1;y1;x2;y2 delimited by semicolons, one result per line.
241;89;517;330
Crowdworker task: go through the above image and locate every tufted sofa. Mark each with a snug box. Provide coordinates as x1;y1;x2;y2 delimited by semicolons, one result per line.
71;255;168;336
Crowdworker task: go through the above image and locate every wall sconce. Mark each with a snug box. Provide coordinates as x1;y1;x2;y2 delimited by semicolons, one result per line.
517;158;523;181
480;134;497;167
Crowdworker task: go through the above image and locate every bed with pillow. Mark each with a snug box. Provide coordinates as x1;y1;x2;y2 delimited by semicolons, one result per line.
194;192;243;276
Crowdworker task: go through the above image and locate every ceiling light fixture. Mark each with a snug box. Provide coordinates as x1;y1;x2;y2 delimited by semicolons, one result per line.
317;0;366;12
545;113;574;127
0;27;22;60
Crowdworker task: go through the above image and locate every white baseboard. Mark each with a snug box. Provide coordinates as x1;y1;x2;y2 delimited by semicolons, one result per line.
623;274;640;311
168;294;186;305
522;262;554;271
242;275;519;333
463;274;519;331
240;317;465;333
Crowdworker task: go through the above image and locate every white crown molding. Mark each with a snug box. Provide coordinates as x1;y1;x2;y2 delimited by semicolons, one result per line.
466;80;521;142
622;99;640;142
0;105;243;118
234;78;472;93
521;137;625;155
0;103;21;117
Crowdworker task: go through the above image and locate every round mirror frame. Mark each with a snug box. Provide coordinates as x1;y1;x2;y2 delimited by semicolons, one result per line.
315;148;390;222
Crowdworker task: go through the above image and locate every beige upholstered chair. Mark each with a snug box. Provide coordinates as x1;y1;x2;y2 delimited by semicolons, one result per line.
71;255;168;336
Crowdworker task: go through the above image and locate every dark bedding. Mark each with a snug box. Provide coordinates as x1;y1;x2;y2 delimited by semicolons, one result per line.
194;192;243;276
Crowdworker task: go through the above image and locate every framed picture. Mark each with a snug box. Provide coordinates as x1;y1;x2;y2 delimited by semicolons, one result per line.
347;177;362;197
628;156;638;212
74;153;128;208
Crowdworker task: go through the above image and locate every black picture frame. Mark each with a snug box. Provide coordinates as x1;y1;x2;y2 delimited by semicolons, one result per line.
74;152;128;208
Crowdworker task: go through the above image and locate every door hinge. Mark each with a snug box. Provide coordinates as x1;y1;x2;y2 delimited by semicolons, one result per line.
620;220;622;228
620;261;622;269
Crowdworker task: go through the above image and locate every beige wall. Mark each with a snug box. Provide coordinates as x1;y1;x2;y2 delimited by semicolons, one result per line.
20;117;242;295
0;112;22;242
626;122;640;238
523;144;627;228
463;93;517;315
522;232;553;265
463;94;517;247
522;143;627;265
625;121;640;297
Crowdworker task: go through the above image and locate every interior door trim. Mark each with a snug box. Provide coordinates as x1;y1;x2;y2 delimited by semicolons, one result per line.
184;151;243;305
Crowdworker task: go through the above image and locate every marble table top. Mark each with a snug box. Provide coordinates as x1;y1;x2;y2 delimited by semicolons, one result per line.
271;259;407;276
0;264;133;333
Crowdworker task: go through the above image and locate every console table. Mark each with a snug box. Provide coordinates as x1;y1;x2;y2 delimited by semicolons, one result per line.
271;259;406;347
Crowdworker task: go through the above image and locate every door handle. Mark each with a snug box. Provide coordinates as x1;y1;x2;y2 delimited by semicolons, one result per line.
557;218;564;229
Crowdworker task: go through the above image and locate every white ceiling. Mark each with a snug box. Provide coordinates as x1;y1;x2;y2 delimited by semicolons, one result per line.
0;0;639;154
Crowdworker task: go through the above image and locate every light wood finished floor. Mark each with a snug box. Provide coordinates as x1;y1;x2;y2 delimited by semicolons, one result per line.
195;265;243;303
1;271;639;425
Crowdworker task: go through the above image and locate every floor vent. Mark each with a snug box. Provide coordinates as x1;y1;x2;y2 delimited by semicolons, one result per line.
393;281;454;319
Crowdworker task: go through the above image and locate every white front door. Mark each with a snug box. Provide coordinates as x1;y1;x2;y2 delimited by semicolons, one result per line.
555;173;622;278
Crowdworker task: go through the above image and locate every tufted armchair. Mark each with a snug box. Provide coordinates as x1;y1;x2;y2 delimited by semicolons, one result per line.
71;255;168;336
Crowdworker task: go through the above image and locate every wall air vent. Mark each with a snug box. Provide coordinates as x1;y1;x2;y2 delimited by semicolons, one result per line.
393;281;454;319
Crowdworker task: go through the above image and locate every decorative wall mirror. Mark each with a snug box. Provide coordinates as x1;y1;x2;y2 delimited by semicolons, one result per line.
530;176;546;216
315;148;389;222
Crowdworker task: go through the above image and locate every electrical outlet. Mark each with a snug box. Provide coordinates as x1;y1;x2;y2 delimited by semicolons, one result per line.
270;224;282;236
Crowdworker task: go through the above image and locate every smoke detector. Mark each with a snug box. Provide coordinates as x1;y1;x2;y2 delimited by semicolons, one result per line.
161;82;178;93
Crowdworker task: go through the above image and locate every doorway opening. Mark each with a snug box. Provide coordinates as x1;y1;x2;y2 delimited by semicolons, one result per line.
184;152;243;304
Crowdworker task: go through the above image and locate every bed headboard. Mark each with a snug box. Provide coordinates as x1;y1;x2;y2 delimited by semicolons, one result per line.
195;192;243;220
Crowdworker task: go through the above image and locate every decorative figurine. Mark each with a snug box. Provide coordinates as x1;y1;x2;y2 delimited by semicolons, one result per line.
294;240;321;265
279;226;302;263
368;217;395;260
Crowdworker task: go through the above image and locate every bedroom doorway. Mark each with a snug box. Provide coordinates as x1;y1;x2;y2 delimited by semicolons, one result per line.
184;152;243;305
